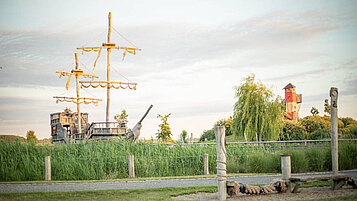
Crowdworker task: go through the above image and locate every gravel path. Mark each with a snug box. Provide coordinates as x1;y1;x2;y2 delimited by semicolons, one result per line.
1;170;356;194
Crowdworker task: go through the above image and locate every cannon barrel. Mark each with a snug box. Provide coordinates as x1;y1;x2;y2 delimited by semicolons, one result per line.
138;105;153;124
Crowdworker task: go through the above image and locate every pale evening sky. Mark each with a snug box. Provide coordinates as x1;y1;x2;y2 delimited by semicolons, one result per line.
0;0;356;140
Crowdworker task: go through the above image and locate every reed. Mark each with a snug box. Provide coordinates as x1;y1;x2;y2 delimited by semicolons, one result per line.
0;140;356;181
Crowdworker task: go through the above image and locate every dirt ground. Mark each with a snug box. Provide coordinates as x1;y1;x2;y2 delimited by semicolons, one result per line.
173;186;357;201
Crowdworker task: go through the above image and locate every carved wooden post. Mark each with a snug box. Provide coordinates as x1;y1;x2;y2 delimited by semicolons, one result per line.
330;87;338;176
215;126;226;201
45;156;51;181
128;154;135;178
203;154;209;175
280;153;291;192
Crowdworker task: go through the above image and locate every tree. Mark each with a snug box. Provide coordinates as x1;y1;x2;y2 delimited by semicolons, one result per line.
215;116;233;136
324;99;331;115
180;130;188;143
114;110;128;124
156;113;172;143
281;120;307;140
26;130;38;143
310;107;319;116
199;129;215;141
232;74;283;142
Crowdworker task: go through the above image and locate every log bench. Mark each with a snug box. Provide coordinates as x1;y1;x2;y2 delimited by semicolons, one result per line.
289;174;353;193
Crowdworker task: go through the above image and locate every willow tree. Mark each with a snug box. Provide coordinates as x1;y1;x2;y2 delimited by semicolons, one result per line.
232;74;283;142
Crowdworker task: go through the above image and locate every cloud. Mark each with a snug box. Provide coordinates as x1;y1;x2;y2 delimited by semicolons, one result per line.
0;9;342;88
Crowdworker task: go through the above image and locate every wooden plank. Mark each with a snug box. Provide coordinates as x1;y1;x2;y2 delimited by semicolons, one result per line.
290;174;351;182
292;181;304;193
333;180;346;190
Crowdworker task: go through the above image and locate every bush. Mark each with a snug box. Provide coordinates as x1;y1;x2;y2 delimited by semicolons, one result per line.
299;118;325;134
309;128;330;140
339;142;357;170
199;129;215;141
290;150;309;173
282;121;307;140
306;148;329;172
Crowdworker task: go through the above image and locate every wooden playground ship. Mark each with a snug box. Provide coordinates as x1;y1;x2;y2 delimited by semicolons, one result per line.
50;12;151;143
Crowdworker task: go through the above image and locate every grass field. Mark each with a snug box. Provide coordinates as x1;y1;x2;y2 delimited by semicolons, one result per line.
0;182;356;201
1;140;356;181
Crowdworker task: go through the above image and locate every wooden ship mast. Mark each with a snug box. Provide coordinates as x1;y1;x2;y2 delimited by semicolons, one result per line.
77;12;141;123
53;53;102;138
51;12;142;142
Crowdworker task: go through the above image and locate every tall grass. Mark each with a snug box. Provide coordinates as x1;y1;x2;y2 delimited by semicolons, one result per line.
0;140;356;181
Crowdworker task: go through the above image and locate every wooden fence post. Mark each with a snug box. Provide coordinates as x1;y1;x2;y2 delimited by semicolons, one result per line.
215;126;226;201
203;154;209;175
330;87;339;176
45;156;51;181
280;153;291;192
128;154;135;178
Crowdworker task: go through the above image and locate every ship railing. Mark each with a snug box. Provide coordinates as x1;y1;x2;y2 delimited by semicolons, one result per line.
87;122;126;139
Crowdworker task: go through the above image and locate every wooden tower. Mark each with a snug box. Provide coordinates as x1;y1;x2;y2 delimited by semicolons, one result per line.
283;83;302;120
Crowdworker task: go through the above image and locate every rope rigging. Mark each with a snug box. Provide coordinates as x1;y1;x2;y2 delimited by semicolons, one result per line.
111;25;138;48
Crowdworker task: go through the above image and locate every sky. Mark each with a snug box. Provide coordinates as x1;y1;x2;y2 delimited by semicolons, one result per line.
0;0;356;140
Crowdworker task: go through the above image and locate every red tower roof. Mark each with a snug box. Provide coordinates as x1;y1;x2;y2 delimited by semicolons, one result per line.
283;83;296;89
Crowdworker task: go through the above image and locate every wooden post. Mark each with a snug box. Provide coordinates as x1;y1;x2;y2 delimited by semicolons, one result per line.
280;153;291;193
203;154;209;175
330;87;338;177
128;154;135;178
106;12;112;123
215;126;226;201
45;156;51;181
74;53;81;135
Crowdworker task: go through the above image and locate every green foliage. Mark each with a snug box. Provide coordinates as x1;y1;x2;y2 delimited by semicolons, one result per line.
232;74;283;142
299;117;325;134
156;113;172;143
306;148;330;172
340;117;357;138
215;117;233;136
324;99;331;115
0;141;356;181
309;128;330;140
281;120;307;140
199;129;215;142
0;135;26;142
339;142;357;170
26;130;38;143
310;107;319;116
114;110;128;124
290;150;309;173
180;130;188;143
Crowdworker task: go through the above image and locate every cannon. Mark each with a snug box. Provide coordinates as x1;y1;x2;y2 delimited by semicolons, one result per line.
126;105;153;142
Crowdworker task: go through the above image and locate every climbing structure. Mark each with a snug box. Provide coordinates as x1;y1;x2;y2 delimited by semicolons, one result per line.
283;83;302;120
227;179;287;196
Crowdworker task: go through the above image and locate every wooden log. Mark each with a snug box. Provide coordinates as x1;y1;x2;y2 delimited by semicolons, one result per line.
203;154;209;175
128;154;135;178
45;156;51;181
215;126;226;201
